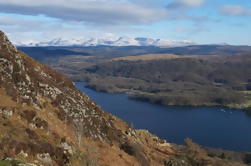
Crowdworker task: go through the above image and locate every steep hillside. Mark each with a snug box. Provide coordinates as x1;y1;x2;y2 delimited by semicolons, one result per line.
0;30;250;166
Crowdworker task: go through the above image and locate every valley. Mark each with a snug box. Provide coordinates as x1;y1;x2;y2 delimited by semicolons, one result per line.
19;46;251;111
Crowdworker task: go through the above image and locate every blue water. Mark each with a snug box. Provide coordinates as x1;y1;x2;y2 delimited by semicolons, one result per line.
75;82;251;152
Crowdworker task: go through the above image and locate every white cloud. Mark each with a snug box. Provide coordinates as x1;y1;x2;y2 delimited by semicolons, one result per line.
220;5;251;16
0;14;145;43
0;0;169;25
175;27;209;33
167;0;204;9
0;16;46;27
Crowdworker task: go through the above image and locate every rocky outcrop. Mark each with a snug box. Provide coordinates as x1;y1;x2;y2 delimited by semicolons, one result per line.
0;31;18;54
0;30;123;143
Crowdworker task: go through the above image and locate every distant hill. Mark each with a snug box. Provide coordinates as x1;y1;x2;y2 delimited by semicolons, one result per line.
83;54;251;107
18;45;251;64
19;47;89;61
157;45;251;55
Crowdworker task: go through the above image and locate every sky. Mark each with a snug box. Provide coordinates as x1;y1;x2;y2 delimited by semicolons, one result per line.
0;0;250;45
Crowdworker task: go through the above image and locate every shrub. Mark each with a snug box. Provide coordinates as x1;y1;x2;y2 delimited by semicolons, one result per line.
244;153;251;164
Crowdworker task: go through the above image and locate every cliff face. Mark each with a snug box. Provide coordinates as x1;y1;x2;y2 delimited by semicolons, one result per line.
0;30;249;166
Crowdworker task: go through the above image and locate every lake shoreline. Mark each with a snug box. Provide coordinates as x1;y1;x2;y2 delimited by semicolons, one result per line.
83;82;250;112
75;82;251;152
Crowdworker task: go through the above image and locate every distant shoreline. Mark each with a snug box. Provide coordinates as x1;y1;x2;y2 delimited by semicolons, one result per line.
80;81;251;113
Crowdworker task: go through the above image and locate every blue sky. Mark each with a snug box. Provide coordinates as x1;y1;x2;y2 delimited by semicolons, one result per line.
0;0;250;45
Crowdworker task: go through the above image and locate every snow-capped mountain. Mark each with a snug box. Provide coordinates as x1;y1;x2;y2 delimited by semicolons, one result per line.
15;37;194;47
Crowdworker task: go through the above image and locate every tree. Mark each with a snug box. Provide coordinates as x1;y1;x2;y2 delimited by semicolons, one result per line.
73;118;84;148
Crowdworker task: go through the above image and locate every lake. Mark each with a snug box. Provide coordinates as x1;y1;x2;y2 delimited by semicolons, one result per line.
75;82;251;152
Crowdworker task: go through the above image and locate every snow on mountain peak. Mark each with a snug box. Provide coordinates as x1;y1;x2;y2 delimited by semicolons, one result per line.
15;36;194;47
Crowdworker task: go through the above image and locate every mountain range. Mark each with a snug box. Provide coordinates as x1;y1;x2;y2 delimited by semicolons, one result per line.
14;37;194;47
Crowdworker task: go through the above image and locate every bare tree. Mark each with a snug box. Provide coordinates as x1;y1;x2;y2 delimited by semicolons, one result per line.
73;118;84;148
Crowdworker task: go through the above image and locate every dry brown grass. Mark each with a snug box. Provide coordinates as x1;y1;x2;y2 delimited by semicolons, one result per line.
112;53;198;61
0;88;17;106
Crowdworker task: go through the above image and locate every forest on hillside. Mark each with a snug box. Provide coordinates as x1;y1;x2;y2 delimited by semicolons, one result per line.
80;54;251;108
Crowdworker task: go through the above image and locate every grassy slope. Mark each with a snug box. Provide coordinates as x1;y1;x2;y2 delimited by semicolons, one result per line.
112;53;198;61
